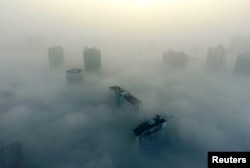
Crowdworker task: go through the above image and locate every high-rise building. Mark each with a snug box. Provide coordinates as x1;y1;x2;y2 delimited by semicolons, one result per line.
83;47;101;71
235;52;250;74
109;86;141;113
163;50;188;69
48;46;64;68
133;115;167;154
229;35;250;54
206;45;227;69
66;68;83;83
0;142;22;168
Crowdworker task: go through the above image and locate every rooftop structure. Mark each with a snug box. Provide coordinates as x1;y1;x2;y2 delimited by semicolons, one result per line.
163;50;188;69
66;68;83;83
206;45;227;69
0;142;22;168
83;47;101;72
109;86;141;112
133;115;167;154
48;46;64;68
133;115;167;137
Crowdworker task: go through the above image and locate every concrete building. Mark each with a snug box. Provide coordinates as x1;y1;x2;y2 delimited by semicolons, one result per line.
83;47;101;71
235;52;250;74
0;142;22;168
229;35;250;54
133;115;167;154
206;45;227;69
163;50;188;69
66;68;83;83
48;46;64;68
109;86;141;113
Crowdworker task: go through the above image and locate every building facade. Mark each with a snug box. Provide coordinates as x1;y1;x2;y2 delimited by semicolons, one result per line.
235;52;250;74
163;50;189;69
109;86;141;113
48;46;64;68
206;45;227;69
83;47;101;71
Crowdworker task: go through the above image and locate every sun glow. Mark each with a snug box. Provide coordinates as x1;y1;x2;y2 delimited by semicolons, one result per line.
136;0;151;7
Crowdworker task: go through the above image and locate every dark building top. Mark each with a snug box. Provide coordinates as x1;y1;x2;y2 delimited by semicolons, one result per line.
109;86;124;93
123;94;141;105
133;115;167;136
66;68;82;74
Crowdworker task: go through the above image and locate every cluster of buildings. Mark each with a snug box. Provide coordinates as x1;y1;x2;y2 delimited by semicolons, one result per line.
48;46;169;154
48;46;101;83
109;86;167;154
163;44;250;74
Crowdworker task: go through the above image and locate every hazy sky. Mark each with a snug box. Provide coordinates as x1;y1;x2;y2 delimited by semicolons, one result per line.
1;0;250;49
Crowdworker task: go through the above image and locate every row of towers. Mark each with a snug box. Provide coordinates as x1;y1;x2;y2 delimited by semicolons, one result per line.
48;46;101;83
163;45;250;74
48;46;101;71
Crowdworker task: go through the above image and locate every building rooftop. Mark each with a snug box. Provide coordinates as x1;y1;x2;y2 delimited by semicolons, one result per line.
66;68;82;73
123;94;141;105
133;115;167;136
84;47;100;51
110;86;141;105
109;86;124;93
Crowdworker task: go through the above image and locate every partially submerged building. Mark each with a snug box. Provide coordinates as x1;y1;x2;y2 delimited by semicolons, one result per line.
83;47;101;72
48;46;64;68
109;86;141;113
133;115;167;154
0;142;22;168
163;50;188;69
206;45;227;69
235;52;250;74
66;68;83;83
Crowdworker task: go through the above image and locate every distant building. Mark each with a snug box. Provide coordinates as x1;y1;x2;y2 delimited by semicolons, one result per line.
0;142;22;168
133;115;167;154
83;47;101;71
206;45;227;69
109;86;141;113
48;46;64;68
163;50;188;69
229;35;250;54
0;91;16;111
234;52;250;74
66;68;83;83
